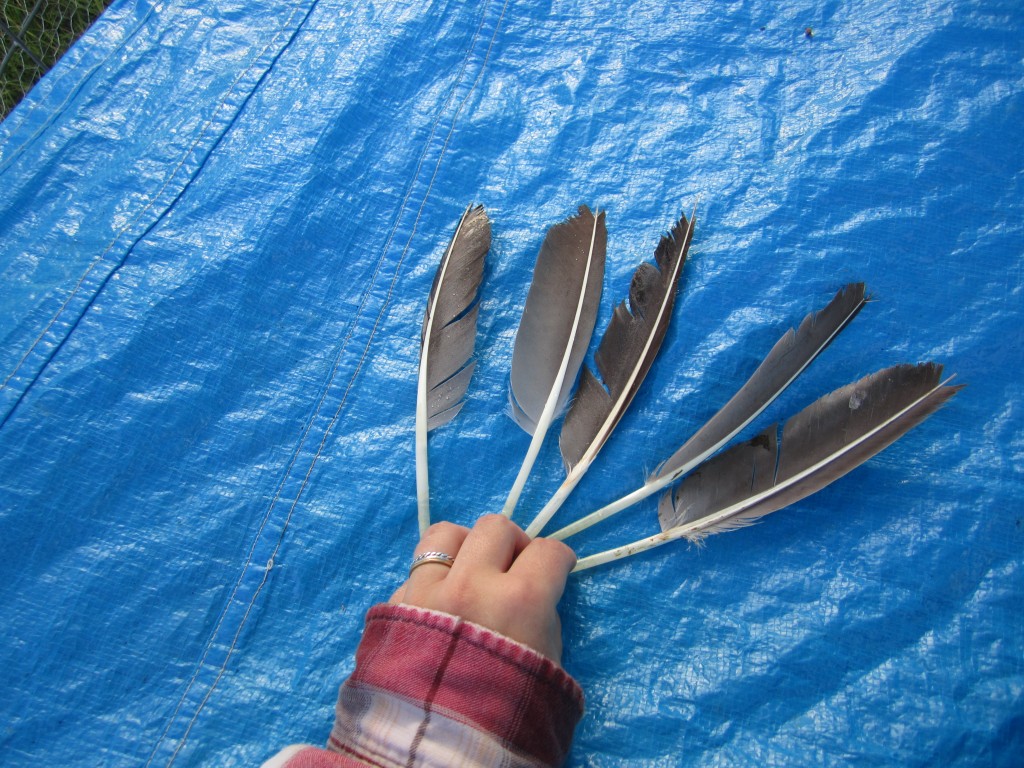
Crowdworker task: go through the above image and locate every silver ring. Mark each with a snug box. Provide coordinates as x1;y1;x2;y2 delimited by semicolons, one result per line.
410;551;455;574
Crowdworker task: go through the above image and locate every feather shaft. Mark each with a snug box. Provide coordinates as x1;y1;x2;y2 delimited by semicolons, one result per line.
524;209;695;537
550;283;867;540
416;204;490;534
503;206;606;518
572;364;962;570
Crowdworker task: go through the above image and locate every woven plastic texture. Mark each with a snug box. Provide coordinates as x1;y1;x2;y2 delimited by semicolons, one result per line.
1;0;1021;765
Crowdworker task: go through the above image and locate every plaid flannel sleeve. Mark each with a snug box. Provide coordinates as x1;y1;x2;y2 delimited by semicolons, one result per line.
264;603;585;768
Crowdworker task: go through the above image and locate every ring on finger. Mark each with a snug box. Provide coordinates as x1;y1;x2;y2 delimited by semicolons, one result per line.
409;551;455;574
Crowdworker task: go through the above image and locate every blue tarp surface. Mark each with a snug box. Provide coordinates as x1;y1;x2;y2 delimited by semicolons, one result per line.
1;0;1021;765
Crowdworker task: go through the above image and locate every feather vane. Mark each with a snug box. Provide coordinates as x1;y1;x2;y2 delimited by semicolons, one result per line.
415;204;491;533
524;211;694;536
503;205;606;516
551;282;867;539
574;362;962;570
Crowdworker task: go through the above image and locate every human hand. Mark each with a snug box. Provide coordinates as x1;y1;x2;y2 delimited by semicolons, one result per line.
389;514;577;664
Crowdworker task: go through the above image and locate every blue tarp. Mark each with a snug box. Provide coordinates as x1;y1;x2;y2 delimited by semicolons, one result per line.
1;0;1021;765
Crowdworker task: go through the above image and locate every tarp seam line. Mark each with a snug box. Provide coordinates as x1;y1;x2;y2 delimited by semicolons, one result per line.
146;8;488;755
318;0;513;445
270;0;512;568
132;2;324;764
226;0;493;605
0;2;314;431
150;2;504;764
0;0;150;168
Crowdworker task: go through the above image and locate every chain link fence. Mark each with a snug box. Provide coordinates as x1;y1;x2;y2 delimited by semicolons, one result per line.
1;0;113;119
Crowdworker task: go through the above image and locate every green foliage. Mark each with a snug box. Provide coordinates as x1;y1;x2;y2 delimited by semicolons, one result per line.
1;0;113;118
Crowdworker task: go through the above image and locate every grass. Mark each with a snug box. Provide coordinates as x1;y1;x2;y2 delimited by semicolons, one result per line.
1;0;113;119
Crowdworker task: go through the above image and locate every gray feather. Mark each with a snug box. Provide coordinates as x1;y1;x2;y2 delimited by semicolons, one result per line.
659;363;963;535
509;205;607;434
559;213;693;470
653;282;867;481
421;204;490;428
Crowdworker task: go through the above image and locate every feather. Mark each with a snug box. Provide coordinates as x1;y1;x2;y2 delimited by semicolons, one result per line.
573;363;962;570
503;205;606;517
523;210;695;537
658;427;779;532
550;282;867;539
415;204;491;534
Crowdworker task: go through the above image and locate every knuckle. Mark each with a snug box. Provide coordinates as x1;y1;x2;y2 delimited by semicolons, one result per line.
475;513;516;535
535;537;576;564
424;521;459;538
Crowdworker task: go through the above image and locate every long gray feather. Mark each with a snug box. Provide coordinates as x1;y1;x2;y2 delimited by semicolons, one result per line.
503;205;606;518
659;362;963;535
551;283;866;540
415;204;490;533
559;212;693;469
508;205;607;434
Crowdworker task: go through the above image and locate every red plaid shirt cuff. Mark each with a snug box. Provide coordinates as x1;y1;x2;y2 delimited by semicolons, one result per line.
265;603;584;768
